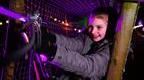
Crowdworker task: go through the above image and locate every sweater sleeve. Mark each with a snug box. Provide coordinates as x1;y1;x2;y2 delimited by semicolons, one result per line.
51;44;110;79
39;31;84;61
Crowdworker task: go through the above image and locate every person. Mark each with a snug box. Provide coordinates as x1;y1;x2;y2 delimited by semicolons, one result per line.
39;6;118;80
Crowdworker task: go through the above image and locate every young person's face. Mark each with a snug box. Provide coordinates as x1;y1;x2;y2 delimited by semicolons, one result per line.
88;14;108;42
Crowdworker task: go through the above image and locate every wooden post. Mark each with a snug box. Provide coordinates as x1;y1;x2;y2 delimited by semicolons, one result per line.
5;0;25;80
106;2;139;80
9;0;25;14
9;0;25;23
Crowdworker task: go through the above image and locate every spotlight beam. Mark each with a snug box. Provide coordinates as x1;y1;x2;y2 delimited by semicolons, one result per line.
0;6;26;22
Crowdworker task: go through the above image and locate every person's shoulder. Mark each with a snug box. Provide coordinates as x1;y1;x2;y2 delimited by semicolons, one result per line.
98;39;111;50
95;40;111;55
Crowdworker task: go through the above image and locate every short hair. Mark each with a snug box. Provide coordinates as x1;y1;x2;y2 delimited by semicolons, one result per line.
90;7;118;41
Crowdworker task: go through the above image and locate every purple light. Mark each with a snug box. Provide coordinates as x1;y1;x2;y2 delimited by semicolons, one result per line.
0;6;26;22
116;16;123;32
39;53;61;67
88;14;95;25
39;54;48;62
